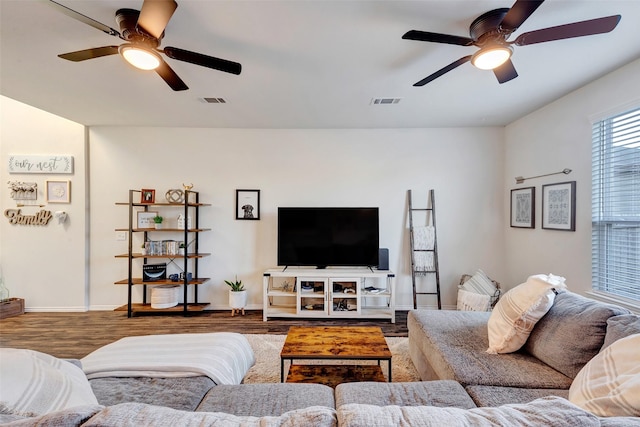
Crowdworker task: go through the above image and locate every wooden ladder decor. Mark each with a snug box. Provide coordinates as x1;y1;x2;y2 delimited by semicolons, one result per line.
408;189;442;310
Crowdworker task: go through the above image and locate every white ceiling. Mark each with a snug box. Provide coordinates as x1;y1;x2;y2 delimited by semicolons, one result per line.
2;0;639;129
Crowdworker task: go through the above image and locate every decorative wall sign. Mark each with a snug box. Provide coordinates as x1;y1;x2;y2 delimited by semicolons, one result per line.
7;181;37;201
4;209;53;225
8;155;73;174
510;187;535;228
542;181;576;231
137;211;158;229
236;189;260;220
46;180;71;203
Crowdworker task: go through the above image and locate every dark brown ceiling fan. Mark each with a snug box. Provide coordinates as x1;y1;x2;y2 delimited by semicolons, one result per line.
402;0;620;86
48;0;241;91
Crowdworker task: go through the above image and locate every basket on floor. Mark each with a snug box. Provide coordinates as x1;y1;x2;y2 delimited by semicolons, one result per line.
457;273;501;311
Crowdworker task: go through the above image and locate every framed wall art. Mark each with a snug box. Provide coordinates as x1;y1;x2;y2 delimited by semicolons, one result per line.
141;189;155;204
236;189;260;220
542;181;576;231
137;211;158;229
510;186;535;228
46;180;71;203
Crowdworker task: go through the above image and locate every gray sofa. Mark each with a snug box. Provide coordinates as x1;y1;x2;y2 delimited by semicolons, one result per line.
408;290;639;407
2;290;639;426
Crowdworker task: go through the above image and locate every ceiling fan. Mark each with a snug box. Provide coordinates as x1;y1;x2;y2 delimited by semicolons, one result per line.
47;0;241;91
402;0;620;86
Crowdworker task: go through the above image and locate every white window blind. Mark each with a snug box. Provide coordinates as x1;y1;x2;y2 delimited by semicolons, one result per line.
592;106;640;301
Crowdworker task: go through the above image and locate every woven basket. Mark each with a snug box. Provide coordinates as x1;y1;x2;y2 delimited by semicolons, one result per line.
458;274;502;310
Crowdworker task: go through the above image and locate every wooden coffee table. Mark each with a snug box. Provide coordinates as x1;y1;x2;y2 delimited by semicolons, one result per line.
280;326;392;385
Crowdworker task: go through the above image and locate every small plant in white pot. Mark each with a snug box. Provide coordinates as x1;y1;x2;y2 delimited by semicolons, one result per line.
178;242;186;256
141;243;147;256
225;276;247;317
153;215;163;229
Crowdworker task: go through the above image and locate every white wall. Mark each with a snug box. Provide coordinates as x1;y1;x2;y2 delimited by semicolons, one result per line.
89;127;506;311
504;58;640;297
0;96;87;310
4;58;639;312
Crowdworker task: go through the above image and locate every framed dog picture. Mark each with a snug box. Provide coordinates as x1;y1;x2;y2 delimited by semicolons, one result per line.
141;189;155;204
236;189;260;220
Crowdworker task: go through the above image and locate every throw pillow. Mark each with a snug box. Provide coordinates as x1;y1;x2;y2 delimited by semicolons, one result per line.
569;334;640;417
0;348;100;417
486;273;566;354
601;314;640;350
460;269;498;296
523;292;630;378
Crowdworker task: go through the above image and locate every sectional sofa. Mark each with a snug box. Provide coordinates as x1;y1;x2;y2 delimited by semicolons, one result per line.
1;286;639;426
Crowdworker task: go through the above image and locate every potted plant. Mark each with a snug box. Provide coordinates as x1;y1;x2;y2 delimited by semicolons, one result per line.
225;276;247;316
153;215;163;229
178;242;186;256
141;242;147;256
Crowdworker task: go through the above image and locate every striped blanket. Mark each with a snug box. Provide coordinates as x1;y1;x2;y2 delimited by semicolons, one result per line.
81;333;255;385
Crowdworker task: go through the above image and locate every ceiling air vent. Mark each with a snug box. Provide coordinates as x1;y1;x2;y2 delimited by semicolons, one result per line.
371;98;402;105
203;97;227;104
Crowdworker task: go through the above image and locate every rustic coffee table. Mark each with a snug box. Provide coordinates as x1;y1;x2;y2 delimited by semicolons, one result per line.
280;326;392;386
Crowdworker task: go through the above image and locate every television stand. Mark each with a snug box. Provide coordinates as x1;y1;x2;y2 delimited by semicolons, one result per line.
262;268;395;323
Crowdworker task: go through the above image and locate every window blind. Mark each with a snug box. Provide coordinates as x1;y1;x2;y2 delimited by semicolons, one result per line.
592;106;640;301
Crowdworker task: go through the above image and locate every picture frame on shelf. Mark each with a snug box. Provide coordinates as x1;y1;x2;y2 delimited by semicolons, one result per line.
137;211;158;229
542;181;576;231
510;187;535;228
236;189;260;220
141;189;155;204
46;180;71;203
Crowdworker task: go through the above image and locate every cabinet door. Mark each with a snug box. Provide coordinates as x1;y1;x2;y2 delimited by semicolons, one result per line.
297;278;328;316
329;278;361;315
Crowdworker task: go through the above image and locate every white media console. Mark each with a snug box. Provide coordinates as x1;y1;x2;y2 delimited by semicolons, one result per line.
262;268;395;323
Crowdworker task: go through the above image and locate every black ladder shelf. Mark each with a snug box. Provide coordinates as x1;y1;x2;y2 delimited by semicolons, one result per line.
408;189;441;309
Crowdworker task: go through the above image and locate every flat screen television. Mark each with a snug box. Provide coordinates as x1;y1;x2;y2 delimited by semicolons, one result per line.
277;207;379;268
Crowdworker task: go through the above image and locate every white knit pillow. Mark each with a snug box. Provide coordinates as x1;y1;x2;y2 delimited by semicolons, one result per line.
569;334;640;417
487;274;566;354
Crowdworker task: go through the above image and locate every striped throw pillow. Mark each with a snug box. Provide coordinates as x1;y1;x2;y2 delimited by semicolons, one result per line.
569;333;640;417
486;274;566;354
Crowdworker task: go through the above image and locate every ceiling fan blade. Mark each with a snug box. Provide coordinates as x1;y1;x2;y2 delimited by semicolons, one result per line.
58;46;120;62
47;0;121;39
137;0;178;39
163;47;242;75
402;30;474;46
493;59;518;84
515;15;621;47
155;59;188;91
499;0;545;32
413;55;472;86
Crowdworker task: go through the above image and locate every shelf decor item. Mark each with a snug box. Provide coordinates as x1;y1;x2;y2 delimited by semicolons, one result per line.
137;211;157;229
236;189;260;220
165;189;185;204
141;189;155;204
153;215;164;229
542;181;576;231
510;187;535;228
226;277;247;316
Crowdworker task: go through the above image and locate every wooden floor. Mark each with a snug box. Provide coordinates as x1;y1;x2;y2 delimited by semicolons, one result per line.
0;310;408;360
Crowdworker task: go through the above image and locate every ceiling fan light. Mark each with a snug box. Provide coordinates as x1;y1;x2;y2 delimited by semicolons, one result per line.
471;45;512;70
119;44;161;70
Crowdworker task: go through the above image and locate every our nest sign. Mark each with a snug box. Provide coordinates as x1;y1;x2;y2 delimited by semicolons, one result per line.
8;155;73;174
